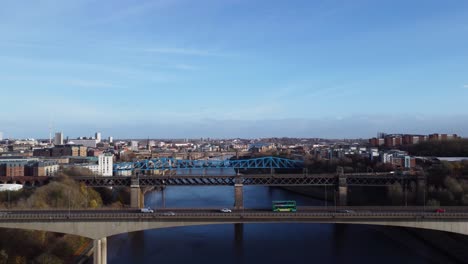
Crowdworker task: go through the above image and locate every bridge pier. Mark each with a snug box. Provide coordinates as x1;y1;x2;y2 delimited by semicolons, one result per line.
337;167;347;206
93;237;107;264
416;176;426;206
130;179;144;208
234;184;244;209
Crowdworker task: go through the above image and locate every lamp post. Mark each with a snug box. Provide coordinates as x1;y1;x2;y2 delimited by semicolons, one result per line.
325;185;327;207
68;189;71;218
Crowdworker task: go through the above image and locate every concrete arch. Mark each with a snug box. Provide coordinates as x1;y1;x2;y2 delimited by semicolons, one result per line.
0;219;467;240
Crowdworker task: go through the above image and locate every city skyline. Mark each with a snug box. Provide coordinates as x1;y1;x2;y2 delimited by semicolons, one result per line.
1;115;467;140
1;0;468;137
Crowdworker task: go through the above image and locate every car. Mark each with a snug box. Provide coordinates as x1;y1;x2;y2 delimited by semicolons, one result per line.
163;211;176;216
338;210;355;213
140;208;154;213
220;208;232;213
435;208;445;213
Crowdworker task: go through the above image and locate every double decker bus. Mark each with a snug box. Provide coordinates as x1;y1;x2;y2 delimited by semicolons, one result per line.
272;200;296;212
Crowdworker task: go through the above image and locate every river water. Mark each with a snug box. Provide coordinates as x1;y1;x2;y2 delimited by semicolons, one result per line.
105;170;462;264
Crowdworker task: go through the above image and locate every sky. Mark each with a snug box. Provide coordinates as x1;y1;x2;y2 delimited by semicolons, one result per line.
1;0;468;139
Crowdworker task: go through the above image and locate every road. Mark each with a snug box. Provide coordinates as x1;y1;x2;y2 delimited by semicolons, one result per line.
0;207;467;221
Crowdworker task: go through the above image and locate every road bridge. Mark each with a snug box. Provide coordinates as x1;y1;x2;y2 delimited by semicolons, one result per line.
0;208;466;264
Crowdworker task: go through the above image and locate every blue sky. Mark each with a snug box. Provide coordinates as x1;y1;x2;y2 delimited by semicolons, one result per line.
1;0;468;139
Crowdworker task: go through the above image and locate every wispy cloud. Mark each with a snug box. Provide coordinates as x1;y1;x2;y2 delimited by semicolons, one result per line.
463;84;468;88
66;79;123;89
88;1;178;25
0;55;172;83
142;47;229;57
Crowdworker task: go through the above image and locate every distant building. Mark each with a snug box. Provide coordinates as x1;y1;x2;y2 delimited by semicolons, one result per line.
0;161;26;176
54;132;64;145
369;133;459;147
95;132;101;143
68;139;97;148
87;148;103;157
27;160;59;176
130;141;139;151
33;145;87;157
108;136;113;143
68;154;113;176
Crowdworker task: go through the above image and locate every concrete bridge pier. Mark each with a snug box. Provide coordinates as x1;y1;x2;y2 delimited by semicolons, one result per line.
130;179;144;208
93;237;107;264
234;184;244;209
337;167;348;206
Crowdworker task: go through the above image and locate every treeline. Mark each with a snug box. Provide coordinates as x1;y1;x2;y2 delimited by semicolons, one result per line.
387;161;468;206
304;155;393;174
0;171;111;263
400;139;468;157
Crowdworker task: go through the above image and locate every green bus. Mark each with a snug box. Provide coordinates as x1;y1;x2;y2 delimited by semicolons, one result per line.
272;200;297;212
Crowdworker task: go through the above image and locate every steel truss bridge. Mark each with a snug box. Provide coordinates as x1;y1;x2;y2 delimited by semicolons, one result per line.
72;173;423;187
114;156;303;173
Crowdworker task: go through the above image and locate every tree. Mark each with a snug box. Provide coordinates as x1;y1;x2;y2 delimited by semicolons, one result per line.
35;253;63;264
387;183;403;205
427;199;440;206
0;250;8;264
444;177;463;200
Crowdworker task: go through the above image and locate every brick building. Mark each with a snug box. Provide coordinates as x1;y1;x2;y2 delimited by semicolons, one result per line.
0;161;26;176
34;145;87;157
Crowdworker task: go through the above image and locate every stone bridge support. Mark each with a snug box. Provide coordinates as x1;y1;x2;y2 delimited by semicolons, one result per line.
416;175;427;205
234;184;244;209
93;237;107;264
337;167;347;206
234;175;244;210
130;179;144;208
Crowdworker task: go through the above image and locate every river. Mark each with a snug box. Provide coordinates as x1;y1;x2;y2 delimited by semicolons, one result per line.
105;169;464;263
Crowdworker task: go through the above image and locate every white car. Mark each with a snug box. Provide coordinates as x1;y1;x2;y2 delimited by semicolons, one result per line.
163;212;176;216
220;208;232;213
140;208;154;213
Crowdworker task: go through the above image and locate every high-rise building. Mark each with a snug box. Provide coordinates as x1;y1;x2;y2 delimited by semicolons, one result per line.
108;136;113;143
130;141;139;151
54;132;63;145
95;132;102;143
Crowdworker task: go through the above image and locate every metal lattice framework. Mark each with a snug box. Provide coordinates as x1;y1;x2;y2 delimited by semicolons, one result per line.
72;174;420;187
114;156;303;172
346;176;415;186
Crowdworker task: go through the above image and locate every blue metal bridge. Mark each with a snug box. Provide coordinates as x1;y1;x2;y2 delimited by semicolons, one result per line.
114;156;303;173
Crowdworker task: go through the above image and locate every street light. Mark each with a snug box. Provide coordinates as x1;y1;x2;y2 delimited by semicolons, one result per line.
324;185;327;207
68;189;71;218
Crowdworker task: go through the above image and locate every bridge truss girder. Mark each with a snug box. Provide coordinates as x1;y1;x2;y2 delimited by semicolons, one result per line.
72;175;418;187
114;156;304;172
